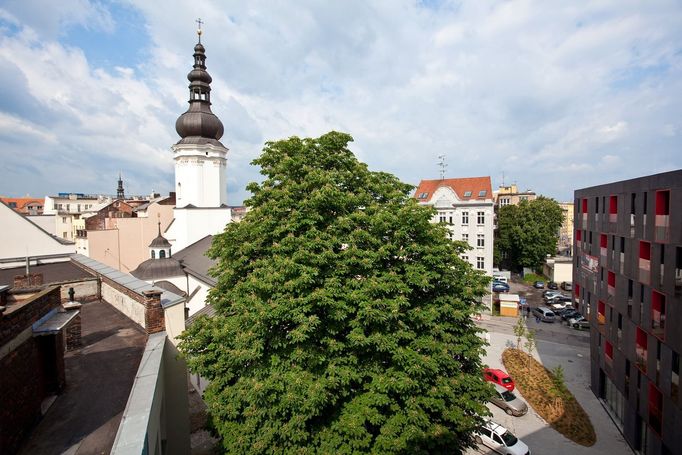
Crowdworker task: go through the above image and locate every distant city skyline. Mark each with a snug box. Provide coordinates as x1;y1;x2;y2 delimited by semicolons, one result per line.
1;1;681;204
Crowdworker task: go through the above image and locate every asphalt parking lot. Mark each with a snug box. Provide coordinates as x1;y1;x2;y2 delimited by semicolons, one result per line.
466;280;633;455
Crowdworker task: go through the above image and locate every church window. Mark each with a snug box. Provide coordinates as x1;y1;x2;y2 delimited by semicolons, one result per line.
160;250;166;259
151;250;156;259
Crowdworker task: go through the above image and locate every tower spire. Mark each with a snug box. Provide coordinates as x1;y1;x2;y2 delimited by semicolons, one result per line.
174;22;225;147
117;172;125;199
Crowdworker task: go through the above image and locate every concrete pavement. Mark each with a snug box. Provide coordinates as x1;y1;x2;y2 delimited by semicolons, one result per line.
467;314;633;455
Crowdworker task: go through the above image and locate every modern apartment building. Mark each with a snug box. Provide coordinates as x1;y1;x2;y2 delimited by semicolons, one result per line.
574;170;682;455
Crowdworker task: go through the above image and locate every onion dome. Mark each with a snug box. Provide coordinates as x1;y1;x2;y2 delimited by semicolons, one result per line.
175;38;225;147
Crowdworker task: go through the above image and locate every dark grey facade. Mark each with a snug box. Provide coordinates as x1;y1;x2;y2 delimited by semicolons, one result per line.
574;170;682;455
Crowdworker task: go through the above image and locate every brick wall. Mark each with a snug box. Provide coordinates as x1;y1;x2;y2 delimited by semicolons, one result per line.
13;273;44;289
0;286;60;347
0;286;65;455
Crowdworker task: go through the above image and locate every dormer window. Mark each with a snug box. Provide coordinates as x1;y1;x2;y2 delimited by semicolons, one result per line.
418;192;429;199
464;191;472;197
478;190;487;197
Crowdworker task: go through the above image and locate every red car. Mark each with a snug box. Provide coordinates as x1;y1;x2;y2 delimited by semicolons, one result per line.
483;368;515;391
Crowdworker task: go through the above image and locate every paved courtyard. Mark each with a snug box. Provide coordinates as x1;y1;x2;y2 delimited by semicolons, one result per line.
467;286;633;455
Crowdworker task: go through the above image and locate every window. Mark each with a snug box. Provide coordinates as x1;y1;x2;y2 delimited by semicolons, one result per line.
439;214;446;223
476;257;484;270
418;192;428;199
463;191;472;197
652;291;666;339
159;250;166;259
478;190;487;197
62;232;68;239
477;211;485;225
477;234;485;247
62;217;67;223
605;340;613;363
636;327;648;372
448;216;452;224
151;250;156;259
461;255;469;261
462;212;469;225
462;233;469;242
500;197;510;206
8;202;16;208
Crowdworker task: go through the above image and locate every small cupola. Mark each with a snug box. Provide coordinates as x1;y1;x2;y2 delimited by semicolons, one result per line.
149;219;171;259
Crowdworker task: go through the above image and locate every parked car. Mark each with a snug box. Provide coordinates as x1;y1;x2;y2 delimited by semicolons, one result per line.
543;290;562;299
561;282;573;291
547;281;558;290
492;282;510;293
550;301;572;310
533;281;545;289
572;320;590;330
561;309;581;321
474;419;531;455
544;293;568;303
493;275;509;284
568;315;586;326
484;368;515;391
490;383;528;416
532;306;556;323
554;306;576;316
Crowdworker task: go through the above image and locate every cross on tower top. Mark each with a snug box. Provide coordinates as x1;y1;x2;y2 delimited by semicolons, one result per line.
196;18;203;43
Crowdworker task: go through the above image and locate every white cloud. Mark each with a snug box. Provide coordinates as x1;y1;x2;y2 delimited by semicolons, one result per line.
0;0;681;203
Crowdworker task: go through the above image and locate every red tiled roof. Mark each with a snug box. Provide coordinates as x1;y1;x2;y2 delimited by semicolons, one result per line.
0;197;44;213
413;177;493;202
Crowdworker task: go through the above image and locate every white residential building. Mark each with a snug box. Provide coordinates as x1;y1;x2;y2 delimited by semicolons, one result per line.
414;177;495;309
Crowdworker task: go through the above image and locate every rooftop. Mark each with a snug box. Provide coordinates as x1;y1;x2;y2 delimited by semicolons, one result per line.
17;300;147;455
413;177;493;202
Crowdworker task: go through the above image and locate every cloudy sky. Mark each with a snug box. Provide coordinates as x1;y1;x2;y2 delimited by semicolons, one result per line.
0;1;680;205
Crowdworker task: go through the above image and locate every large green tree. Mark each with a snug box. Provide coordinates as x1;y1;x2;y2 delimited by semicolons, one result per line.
179;132;492;454
494;197;564;271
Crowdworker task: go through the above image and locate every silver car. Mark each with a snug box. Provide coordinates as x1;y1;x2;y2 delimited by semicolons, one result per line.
490;383;528;416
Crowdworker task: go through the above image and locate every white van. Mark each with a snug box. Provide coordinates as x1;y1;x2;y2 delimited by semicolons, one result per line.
493;275;508;284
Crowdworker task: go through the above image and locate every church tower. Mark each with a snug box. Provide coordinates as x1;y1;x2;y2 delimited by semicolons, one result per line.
165;23;232;252
116;172;125;199
172;26;228;208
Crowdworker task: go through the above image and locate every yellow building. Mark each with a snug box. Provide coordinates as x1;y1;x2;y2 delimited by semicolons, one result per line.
493;184;537;207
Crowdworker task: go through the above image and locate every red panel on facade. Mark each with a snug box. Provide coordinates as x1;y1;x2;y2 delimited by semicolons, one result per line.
639;241;651;261
609;195;618;214
608;271;615;287
582;198;588;213
655;190;670;216
636;327;648;348
575;284;580;297
576;230;582;241
605;341;613;359
648;383;662;413
600;234;607;248
598;300;606;315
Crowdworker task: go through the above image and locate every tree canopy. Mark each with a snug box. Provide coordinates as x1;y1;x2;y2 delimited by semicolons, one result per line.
494;197;564;271
179;132;492;454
